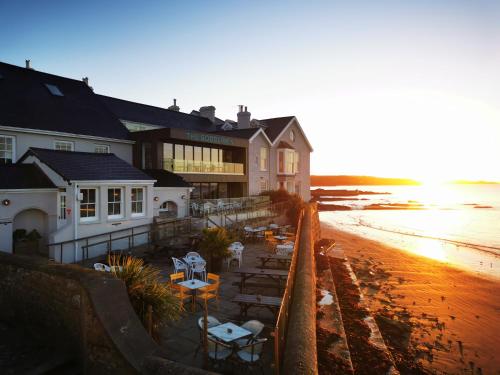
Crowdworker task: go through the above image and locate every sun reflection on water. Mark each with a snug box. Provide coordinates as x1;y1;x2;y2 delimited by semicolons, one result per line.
412;237;447;262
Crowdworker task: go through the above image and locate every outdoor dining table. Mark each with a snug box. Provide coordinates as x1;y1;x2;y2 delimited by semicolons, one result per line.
274;235;289;242
207;322;252;343
257;254;292;269
178;279;210;312
233;267;289;294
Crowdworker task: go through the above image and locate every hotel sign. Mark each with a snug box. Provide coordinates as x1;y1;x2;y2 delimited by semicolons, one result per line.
185;131;234;145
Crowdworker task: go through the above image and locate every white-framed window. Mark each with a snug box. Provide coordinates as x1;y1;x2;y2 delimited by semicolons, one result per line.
94;144;110;153
0;135;15;164
131;188;145;216
80;188;98;222
54;140;74;151
107;188;123;219
286;181;294;193
259;147;268;171
290;130;295;142
278;149;298;174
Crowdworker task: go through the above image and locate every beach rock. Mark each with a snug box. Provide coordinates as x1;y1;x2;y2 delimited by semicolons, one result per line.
376;315;412;351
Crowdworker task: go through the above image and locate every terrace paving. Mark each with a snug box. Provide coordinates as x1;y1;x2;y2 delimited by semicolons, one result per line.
150;240;286;374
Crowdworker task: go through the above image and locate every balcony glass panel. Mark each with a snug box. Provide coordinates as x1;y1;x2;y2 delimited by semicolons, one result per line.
163;158;244;174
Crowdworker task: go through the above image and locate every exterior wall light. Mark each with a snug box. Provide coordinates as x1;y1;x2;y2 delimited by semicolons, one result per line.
2;199;10;206
153;196;159;202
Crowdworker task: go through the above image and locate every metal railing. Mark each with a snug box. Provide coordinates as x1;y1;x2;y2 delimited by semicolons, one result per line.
190;196;270;217
47;217;193;264
163;158;244;174
274;208;305;374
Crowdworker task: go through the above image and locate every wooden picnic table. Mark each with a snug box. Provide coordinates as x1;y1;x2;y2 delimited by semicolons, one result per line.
257;254;292;269
233;267;289;294
232;293;282;317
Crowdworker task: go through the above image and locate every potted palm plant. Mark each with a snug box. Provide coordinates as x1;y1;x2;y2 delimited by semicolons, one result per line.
198;227;232;273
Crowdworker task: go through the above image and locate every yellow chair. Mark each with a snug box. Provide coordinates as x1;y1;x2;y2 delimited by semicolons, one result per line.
196;273;220;309
170;272;191;310
264;230;275;241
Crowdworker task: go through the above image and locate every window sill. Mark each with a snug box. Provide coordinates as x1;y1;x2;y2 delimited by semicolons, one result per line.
130;214;146;220
107;216;124;222
79;218;100;224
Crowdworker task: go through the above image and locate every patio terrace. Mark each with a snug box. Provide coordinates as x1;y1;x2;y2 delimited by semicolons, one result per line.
149;238;291;374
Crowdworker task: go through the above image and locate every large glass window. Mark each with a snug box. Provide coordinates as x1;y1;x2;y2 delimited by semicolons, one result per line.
163;143;173;171
131;188;145;216
80;188;97;221
108;188;123;218
201;183;210;199
194;146;202;172
0;135;14;164
175;144;184;159
260;147;268;171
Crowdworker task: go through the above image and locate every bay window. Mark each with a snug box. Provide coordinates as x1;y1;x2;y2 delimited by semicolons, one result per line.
278;149;298;175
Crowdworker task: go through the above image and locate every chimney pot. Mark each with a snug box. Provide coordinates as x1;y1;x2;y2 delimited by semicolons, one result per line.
82;77;89;86
25;59;31;69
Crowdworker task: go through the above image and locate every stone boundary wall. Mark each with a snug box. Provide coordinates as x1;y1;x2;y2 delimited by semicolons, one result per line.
0;252;212;374
283;204;318;374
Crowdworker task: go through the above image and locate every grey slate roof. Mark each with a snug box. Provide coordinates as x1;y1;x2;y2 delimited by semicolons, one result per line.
19;148;154;182
98;95;216;132
259;116;294;142
0;62;130;140
0;164;56;189
143;169;191;188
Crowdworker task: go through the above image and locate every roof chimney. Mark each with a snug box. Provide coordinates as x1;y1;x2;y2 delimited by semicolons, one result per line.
237;105;251;129
168;98;180;112
82;77;89;85
25;59;32;70
199;106;216;123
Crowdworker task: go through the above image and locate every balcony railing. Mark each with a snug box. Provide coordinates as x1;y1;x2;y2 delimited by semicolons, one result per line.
163;158;244;174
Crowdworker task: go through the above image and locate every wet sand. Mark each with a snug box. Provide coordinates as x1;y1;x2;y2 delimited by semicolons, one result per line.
321;222;500;374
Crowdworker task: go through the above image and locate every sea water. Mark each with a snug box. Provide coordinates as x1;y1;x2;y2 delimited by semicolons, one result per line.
317;184;500;279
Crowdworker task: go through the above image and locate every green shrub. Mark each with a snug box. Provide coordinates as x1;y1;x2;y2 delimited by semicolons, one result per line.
108;255;182;336
260;189;305;226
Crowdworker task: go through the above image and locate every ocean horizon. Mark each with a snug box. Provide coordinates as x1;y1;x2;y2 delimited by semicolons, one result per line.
316;184;500;279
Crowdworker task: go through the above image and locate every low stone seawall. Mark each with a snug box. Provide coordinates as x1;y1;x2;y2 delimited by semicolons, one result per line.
0;252;212;374
283;204;318;374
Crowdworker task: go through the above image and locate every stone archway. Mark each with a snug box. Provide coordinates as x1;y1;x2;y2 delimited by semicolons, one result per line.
12;208;49;256
159;201;178;218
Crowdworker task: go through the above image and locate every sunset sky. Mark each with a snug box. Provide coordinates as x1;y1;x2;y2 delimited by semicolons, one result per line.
1;0;499;181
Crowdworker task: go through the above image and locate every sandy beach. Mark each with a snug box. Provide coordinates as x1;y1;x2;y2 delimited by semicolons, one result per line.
321;222;500;375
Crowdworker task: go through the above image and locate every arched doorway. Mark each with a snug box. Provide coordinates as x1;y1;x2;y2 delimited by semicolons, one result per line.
12;208;48;256
159;201;178;218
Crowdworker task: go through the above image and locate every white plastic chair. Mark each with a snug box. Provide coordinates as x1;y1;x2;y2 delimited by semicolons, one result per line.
275;246;291;256
227;248;243;269
198;315;221;329
94;263;110;272
236;338;268;366
190;261;207;281
207;336;233;363
172;257;189;277
186;251;202;259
